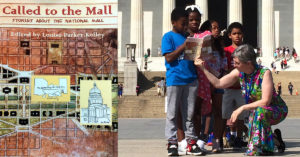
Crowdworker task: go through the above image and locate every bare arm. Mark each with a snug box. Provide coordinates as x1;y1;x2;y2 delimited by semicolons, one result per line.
230;70;274;122
194;58;239;88
164;42;186;63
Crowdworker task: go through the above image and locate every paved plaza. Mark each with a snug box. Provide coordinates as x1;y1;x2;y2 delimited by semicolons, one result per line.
119;118;300;157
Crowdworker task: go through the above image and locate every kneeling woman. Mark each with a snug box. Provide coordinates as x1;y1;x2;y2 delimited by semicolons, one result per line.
194;44;288;156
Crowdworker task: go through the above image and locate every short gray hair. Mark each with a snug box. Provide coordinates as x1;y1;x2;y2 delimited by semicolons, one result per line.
232;44;257;66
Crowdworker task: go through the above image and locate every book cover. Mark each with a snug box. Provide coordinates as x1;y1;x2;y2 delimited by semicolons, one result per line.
0;0;118;156
184;31;212;61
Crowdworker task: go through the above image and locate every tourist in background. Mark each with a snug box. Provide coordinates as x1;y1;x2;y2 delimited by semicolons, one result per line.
157;77;165;97
288;82;294;95
292;48;298;62
118;83;123;98
136;85;140;96
277;82;282;96
283;58;287;68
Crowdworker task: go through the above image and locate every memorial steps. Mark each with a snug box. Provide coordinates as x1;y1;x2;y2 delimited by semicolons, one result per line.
118;71;166;118
118;71;300;118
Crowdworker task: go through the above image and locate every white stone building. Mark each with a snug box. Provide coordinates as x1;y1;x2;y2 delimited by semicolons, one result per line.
118;0;300;71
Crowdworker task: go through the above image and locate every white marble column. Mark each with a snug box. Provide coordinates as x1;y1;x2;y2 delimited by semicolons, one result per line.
195;0;208;25
228;0;243;24
262;0;275;58
143;11;153;56
274;11;280;49
162;0;175;35
294;0;300;54
130;0;143;58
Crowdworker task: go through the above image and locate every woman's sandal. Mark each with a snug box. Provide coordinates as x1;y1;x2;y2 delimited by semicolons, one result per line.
273;128;286;153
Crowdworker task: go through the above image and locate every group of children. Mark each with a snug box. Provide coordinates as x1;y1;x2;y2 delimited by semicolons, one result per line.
161;6;265;156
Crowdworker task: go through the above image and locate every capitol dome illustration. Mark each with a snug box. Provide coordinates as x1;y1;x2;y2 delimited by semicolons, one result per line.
81;82;111;124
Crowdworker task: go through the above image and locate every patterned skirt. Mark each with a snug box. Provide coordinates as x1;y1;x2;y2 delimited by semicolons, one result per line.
246;96;288;156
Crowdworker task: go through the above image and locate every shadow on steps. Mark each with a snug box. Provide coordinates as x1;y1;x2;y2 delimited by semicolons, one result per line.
137;71;165;95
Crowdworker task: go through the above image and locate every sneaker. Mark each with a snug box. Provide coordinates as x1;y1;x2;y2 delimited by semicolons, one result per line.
212;138;221;153
223;137;230;148
197;139;205;150
226;132;231;141
228;135;236;147
187;140;205;156
167;143;179;156
197;139;208;153
219;138;224;151
235;137;248;149
178;139;187;155
240;138;248;147
200;134;208;143
274;128;285;153
233;137;243;149
207;133;214;146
